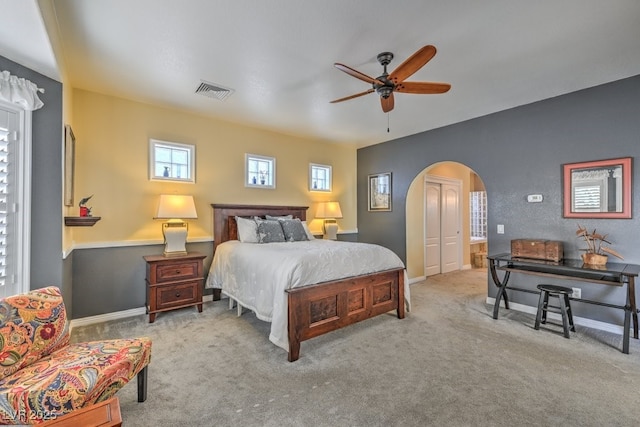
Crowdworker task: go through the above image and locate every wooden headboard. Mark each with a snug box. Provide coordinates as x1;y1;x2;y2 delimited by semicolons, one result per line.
212;204;308;251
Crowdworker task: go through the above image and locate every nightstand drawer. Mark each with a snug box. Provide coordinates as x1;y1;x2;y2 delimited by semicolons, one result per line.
156;281;199;309
155;261;200;282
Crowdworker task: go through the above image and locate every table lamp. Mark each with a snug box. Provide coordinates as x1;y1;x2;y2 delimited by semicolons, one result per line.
316;201;343;240
155;194;198;256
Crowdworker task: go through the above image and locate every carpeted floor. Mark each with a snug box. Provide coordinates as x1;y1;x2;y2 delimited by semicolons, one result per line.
72;269;640;426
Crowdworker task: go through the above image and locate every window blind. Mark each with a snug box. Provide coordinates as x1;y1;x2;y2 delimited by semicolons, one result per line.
0;99;31;298
0;128;13;289
573;185;601;211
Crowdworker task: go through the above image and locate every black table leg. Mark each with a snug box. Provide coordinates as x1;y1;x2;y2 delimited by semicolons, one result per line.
489;258;511;319
628;277;638;339
623;305;630;354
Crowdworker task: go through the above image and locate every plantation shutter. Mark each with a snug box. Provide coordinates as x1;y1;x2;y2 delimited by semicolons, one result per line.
0;109;16;294
0;70;42;298
573;185;601;211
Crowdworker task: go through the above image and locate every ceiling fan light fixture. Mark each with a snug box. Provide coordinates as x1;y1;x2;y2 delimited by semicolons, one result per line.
330;45;450;113
378;86;393;99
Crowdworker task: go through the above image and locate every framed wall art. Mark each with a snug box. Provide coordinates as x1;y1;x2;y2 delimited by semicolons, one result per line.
64;125;75;207
368;172;392;211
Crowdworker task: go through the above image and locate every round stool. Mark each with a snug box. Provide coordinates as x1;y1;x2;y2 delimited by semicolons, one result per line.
534;284;575;338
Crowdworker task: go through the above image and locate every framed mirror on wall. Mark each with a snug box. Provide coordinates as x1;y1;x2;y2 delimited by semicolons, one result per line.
64;125;75;207
563;157;632;219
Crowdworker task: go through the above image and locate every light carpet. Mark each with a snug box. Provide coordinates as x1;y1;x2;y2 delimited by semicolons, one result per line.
71;269;640;426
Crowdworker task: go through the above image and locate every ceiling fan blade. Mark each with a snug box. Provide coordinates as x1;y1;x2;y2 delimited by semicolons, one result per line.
389;45;437;84
330;88;375;103
395;81;451;94
334;63;385;85
381;93;394;113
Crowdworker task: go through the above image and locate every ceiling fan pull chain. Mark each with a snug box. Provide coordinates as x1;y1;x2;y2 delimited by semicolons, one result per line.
387;112;390;133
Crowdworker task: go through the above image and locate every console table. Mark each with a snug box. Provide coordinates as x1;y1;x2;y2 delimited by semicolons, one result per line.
487;253;640;354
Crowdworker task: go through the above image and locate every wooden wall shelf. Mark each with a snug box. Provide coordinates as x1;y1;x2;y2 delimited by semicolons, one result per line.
65;216;101;226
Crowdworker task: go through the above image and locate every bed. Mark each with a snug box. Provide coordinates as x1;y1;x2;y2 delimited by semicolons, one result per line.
206;204;409;361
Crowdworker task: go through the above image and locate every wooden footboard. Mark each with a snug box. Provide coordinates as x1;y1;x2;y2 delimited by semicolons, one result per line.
286;267;404;362
211;204;407;362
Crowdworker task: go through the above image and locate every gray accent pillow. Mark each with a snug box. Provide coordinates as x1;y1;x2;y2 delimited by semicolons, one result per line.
280;218;309;242
265;214;293;220
256;219;286;243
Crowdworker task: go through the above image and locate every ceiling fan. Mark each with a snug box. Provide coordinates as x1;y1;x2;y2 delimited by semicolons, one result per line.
330;45;451;113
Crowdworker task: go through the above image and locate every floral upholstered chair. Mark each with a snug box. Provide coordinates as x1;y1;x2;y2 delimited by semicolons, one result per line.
0;286;152;424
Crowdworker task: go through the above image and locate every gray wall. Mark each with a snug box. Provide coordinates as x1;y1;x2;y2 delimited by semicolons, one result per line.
358;74;640;325
0;56;66;308
72;241;213;318
70;233;355;318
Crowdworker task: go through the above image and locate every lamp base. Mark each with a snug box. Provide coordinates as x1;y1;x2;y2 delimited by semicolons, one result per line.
323;219;338;240
163;249;188;257
163;221;189;257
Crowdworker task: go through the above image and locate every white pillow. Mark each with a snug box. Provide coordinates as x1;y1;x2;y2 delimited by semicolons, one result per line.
301;221;315;240
235;216;259;243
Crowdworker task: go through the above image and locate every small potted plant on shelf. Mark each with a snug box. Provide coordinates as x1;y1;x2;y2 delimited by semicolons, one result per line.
576;224;624;265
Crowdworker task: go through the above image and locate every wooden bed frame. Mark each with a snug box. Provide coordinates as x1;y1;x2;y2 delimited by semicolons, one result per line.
211;204;405;362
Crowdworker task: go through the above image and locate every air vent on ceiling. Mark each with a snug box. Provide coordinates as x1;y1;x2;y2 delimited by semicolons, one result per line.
195;80;235;101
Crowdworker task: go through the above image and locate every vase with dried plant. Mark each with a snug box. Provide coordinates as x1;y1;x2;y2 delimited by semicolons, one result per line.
576;224;624;265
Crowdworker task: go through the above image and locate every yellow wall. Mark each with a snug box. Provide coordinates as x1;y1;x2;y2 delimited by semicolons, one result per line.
405;162;473;279
405;179;423;279
67;89;356;249
62;78;75;251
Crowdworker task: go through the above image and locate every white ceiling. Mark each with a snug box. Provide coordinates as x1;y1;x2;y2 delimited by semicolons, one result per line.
4;1;640;147
0;0;58;81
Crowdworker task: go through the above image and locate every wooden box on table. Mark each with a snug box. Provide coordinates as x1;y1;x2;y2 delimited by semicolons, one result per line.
511;239;563;262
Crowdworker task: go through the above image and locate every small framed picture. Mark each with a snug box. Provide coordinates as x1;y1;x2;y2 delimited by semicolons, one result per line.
64;125;75;207
368;172;392;211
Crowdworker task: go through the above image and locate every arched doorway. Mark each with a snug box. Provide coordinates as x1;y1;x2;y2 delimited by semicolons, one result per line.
405;161;487;281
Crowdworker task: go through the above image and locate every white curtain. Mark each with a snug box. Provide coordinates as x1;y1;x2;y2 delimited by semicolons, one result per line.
0;70;44;111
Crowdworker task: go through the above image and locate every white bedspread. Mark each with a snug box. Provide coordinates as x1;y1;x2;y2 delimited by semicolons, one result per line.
205;239;410;352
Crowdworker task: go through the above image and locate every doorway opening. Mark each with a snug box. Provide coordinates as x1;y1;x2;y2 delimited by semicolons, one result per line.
405;161;487;281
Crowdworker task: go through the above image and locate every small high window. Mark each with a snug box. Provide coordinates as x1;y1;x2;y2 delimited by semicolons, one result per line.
149;139;195;183
246;154;275;189
309;163;332;192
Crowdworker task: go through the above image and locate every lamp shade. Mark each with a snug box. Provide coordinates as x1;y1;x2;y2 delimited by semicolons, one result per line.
155;195;198;219
316;201;343;219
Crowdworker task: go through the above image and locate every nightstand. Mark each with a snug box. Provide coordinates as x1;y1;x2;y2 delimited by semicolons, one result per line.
144;252;206;323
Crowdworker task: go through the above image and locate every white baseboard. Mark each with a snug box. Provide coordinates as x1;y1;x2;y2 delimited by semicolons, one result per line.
486;296;624;336
408;275;426;285
462;264;472;270
70;294;215;329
